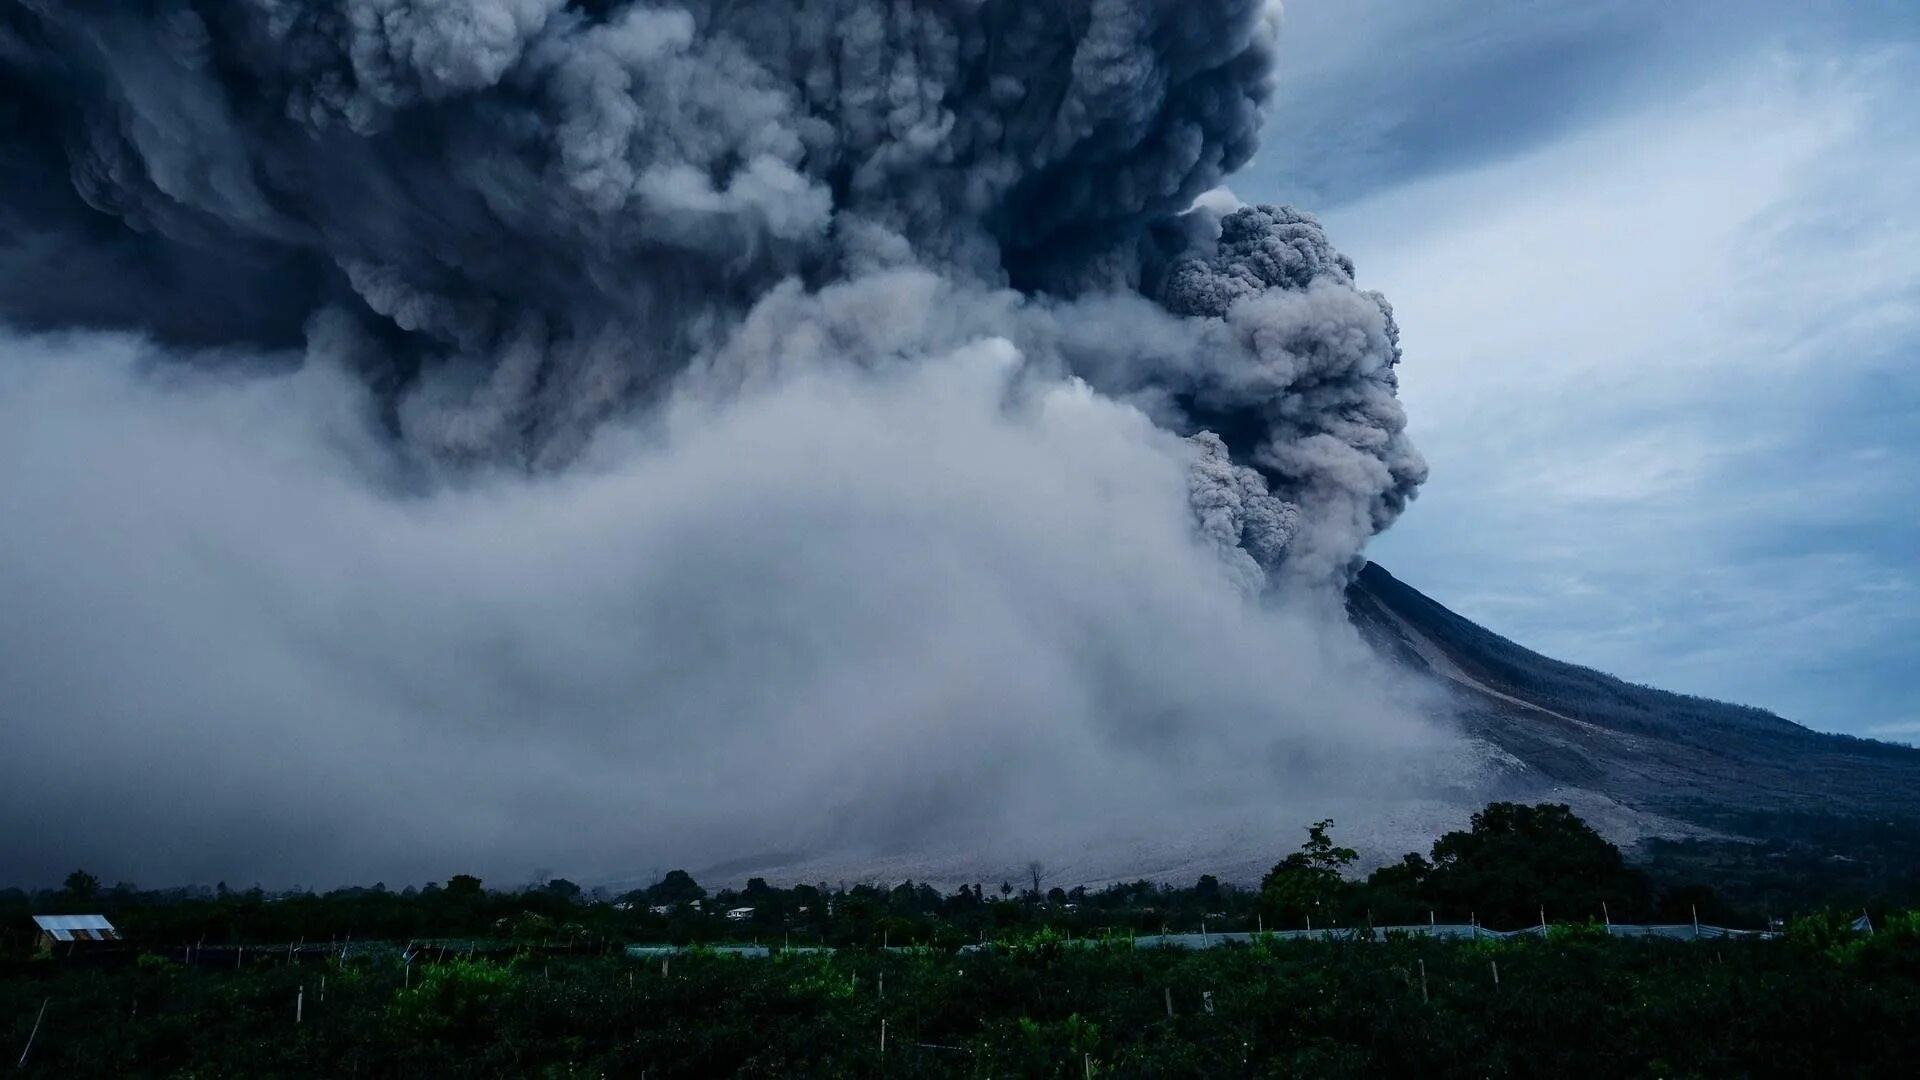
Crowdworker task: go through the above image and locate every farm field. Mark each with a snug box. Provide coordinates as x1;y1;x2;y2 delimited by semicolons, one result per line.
6;926;1918;1077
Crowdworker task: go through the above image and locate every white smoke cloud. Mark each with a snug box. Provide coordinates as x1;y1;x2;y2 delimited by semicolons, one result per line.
0;1;1469;886
0;325;1466;886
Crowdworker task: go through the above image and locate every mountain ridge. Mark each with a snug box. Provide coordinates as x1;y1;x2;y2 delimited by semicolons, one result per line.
1347;561;1920;839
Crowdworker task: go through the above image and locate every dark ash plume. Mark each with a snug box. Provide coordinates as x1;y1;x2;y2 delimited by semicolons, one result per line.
0;0;1417;585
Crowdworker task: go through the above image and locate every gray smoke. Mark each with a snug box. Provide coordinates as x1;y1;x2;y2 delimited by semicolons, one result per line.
0;1;1452;886
1;0;1419;586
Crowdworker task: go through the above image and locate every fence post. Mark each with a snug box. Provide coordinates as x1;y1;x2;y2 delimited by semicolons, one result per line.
18;998;49;1069
1490;960;1500;988
880;1019;887;1058
296;985;304;1025
1164;988;1173;1018
1419;959;1429;1004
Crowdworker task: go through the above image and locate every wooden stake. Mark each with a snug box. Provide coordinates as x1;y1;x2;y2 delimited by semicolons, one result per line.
880;1019;887;1057
1490;960;1500;988
1419;960;1429;1004
1164;988;1173;1018
296;985;304;1025
17;998;48;1069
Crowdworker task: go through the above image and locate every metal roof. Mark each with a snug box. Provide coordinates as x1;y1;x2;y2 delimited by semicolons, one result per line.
32;914;119;942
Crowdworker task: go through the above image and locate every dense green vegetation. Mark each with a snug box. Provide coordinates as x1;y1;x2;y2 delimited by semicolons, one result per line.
7;803;1918;1074
6;921;1919;1076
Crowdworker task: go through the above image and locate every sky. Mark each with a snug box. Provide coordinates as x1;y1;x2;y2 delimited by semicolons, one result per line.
1239;0;1920;740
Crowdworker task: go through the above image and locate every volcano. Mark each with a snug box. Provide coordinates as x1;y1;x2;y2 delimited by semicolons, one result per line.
1348;562;1920;844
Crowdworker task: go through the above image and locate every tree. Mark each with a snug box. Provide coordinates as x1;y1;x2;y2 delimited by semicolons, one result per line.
1418;802;1652;927
62;870;100;903
1194;874;1223;907
1026;861;1047;901
1259;820;1357;926
543;878;582;902
446;874;484;898
645;870;705;905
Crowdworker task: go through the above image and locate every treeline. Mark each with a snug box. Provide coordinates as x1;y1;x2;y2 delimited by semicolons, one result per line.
5;802;1912;958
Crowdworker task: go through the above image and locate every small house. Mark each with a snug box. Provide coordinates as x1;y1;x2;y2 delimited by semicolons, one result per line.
32;914;120;954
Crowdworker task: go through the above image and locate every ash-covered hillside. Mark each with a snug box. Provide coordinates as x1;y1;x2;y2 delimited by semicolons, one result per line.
1348;562;1920;841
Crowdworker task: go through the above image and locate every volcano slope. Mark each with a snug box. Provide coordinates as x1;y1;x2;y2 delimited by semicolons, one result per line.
1347;562;1920;846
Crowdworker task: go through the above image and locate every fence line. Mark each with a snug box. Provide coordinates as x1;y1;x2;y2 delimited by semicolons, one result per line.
618;918;1876;960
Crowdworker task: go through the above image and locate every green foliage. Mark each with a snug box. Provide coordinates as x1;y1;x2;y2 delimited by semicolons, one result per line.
1364;802;1656;928
5;933;1917;1076
389;959;515;1041
1786;910;1872;964
1259;819;1359;926
1545;919;1611;945
134;952;175;974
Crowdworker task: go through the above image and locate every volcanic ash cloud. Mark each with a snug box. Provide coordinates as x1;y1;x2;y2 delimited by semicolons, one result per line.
0;1;1457;885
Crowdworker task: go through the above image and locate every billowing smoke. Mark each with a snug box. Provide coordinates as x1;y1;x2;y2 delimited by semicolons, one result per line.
0;1;1451;887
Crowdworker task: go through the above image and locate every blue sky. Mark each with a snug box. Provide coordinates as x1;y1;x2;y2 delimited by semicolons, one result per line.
1238;0;1920;740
